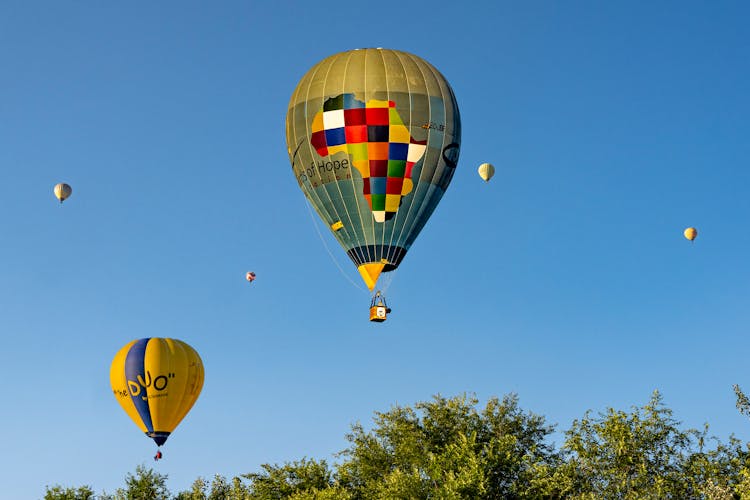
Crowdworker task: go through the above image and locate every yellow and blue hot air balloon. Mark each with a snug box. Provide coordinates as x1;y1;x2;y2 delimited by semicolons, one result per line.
54;183;72;203
110;338;204;453
286;48;461;292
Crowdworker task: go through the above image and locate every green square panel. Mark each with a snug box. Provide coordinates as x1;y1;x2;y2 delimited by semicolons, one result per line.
387;160;406;177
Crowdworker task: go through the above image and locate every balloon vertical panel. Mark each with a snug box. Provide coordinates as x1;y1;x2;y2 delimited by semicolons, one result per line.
124;338;155;433
143;339;184;435
110;339;148;433
168;341;204;432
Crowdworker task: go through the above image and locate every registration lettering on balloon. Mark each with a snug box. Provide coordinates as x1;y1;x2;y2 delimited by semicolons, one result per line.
309;94;427;223
421;122;445;131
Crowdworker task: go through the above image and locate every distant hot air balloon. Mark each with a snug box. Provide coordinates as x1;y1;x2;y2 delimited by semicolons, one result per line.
110;338;204;454
54;183;72;203
477;163;495;182
246;271;256;283
684;227;698;242
286;48;461;293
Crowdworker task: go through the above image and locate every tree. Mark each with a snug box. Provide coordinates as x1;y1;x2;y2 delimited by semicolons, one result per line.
43;485;96;500
41;391;750;499
173;474;251;500
336;393;558;499
113;464;170;500
734;384;750;419
242;458;337;499
174;477;207;500
552;390;750;499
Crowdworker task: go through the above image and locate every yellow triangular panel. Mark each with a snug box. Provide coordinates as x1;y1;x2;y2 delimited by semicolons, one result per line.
358;262;385;291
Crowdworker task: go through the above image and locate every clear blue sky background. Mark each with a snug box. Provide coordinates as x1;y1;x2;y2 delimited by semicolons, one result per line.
1;1;749;497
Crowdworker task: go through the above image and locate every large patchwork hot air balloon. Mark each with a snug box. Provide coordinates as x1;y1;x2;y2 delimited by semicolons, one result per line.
286;48;461;291
110;338;204;455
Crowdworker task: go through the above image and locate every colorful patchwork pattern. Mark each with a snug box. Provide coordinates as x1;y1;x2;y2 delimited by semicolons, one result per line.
310;94;427;222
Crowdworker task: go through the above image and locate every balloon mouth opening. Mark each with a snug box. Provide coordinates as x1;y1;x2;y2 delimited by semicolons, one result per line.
148;432;171;446
347;246;407;271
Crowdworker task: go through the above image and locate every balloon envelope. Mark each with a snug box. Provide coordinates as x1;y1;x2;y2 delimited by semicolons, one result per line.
286;48;461;290
684;227;698;241
54;183;72;203
477;163;495;182
110;337;204;446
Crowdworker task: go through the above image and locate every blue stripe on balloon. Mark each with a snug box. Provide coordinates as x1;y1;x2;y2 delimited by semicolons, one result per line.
125;338;154;433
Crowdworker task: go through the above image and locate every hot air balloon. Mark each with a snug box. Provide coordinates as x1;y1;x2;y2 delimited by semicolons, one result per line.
684;227;697;242
110;337;204;455
286;48;461;296
54;183;72;203
246;271;256;283
478;163;495;182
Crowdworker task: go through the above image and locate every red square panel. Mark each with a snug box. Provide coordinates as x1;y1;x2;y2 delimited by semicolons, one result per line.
404;163;414;178
344;108;367;126
365;107;389;125
369;160;388;177
386;177;404;194
311;130;328;153
345;125;368;143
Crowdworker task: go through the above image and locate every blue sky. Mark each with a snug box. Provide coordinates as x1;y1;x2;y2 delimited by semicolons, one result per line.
1;1;749;497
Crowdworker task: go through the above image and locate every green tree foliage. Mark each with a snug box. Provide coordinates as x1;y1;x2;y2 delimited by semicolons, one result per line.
173;476;207;500
558;390;694;497
173;474;251;500
43;485;96;500
114;464;171;500
548;390;750;499
43;391;750;499
242;458;338;499
335;393;558;499
734;384;750;419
